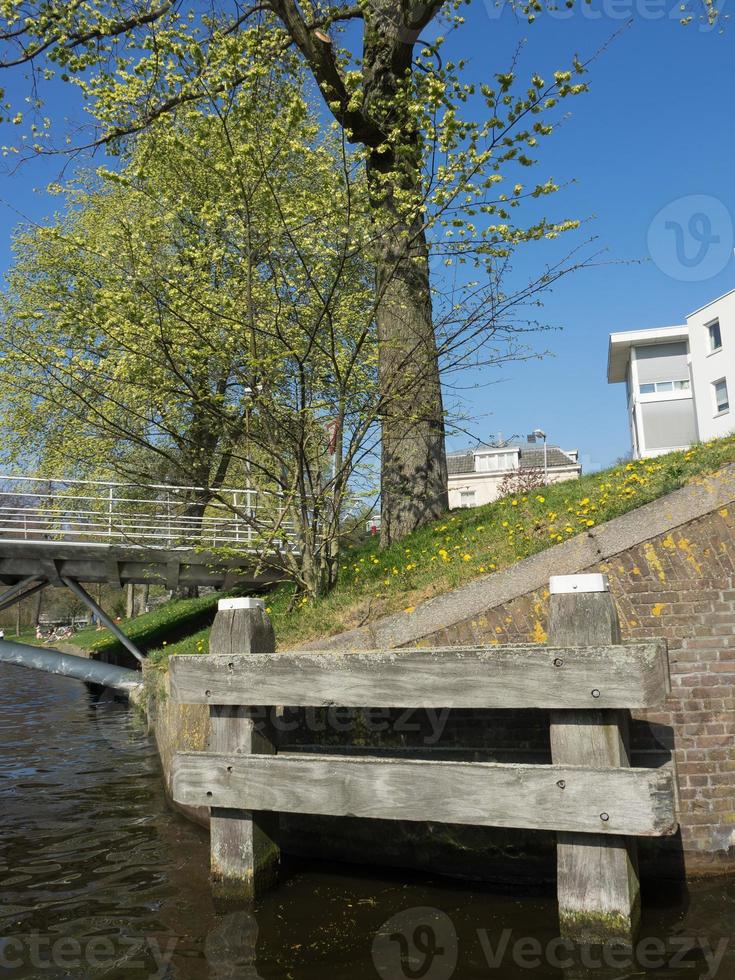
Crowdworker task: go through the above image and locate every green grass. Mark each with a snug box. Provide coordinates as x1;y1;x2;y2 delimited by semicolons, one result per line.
3;629;46;646
69;592;226;661
149;434;735;661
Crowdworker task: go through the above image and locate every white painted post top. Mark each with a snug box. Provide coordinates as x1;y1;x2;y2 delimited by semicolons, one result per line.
218;597;266;611
549;574;609;595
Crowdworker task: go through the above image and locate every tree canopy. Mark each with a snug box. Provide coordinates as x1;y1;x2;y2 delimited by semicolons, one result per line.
0;0;597;547
0;71;386;594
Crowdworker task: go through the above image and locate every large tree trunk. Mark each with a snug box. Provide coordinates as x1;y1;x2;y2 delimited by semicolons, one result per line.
367;158;448;549
361;6;448;548
271;0;449;550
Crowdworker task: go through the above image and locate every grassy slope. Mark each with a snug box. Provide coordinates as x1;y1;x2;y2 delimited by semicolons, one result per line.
70;592;224;662
66;435;735;663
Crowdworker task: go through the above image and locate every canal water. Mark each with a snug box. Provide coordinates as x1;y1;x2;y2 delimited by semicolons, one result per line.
1;662;733;980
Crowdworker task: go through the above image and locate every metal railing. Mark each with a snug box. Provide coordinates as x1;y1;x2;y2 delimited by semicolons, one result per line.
0;475;297;552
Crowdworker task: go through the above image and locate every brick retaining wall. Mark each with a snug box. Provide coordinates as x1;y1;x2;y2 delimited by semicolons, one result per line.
415;505;735;873
301;466;735;877
150;466;735;883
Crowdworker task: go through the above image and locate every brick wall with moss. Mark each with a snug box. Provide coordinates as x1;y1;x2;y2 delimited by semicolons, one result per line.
412;505;735;873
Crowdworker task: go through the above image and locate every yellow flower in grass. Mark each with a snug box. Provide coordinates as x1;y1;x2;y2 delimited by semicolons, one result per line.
462;553;471;561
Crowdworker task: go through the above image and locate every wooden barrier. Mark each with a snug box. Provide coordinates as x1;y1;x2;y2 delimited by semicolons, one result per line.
205;597;280;901
548;573;647;942
170;576;678;941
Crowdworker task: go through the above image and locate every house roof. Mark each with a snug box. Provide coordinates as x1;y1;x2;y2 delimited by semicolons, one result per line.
447;452;474;476
447;445;580;476
519;445;579;470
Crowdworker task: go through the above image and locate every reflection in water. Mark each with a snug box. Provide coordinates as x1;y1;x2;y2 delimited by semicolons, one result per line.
0;662;733;979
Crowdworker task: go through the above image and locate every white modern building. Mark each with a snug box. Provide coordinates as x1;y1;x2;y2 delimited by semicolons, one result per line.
447;442;582;509
608;288;735;458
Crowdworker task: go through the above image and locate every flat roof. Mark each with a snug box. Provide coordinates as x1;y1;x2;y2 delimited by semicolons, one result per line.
607;325;689;383
688;286;735;319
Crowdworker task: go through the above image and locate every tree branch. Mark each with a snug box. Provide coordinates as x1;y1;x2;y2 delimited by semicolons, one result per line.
0;1;175;68
269;0;385;146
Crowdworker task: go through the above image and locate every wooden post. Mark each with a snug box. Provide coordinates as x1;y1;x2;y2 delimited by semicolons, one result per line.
208;597;280;901
548;573;640;944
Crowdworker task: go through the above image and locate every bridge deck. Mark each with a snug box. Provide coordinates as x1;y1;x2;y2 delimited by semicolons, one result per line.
0;539;281;589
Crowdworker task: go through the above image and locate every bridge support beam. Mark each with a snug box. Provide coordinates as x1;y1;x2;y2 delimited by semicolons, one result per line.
0;576;48;613
61;576;145;664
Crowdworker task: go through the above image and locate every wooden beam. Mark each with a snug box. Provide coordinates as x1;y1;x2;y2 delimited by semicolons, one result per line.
548;574;658;943
171;752;677;838
207;598;280;901
170;642;669;710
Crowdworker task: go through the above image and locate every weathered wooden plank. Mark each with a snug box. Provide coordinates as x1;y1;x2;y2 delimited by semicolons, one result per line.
549;576;649;943
171;752;677;838
207;599;280;901
169;641;669;709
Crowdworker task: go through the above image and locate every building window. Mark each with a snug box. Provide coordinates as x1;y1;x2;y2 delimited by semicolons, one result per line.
475;452;518;472
639;379;690;395
708;319;722;353
459;491;476;509
714;378;729;415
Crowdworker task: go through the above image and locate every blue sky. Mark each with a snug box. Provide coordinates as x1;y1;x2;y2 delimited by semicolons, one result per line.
439;2;735;470
0;3;733;472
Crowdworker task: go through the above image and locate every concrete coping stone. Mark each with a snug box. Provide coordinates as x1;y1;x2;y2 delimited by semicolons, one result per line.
219;597;265;611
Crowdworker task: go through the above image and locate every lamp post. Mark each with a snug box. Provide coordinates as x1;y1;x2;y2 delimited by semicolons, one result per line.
527;429;548;485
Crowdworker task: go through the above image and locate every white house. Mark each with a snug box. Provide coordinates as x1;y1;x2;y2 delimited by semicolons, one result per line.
608;287;735;458
447;442;582;509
